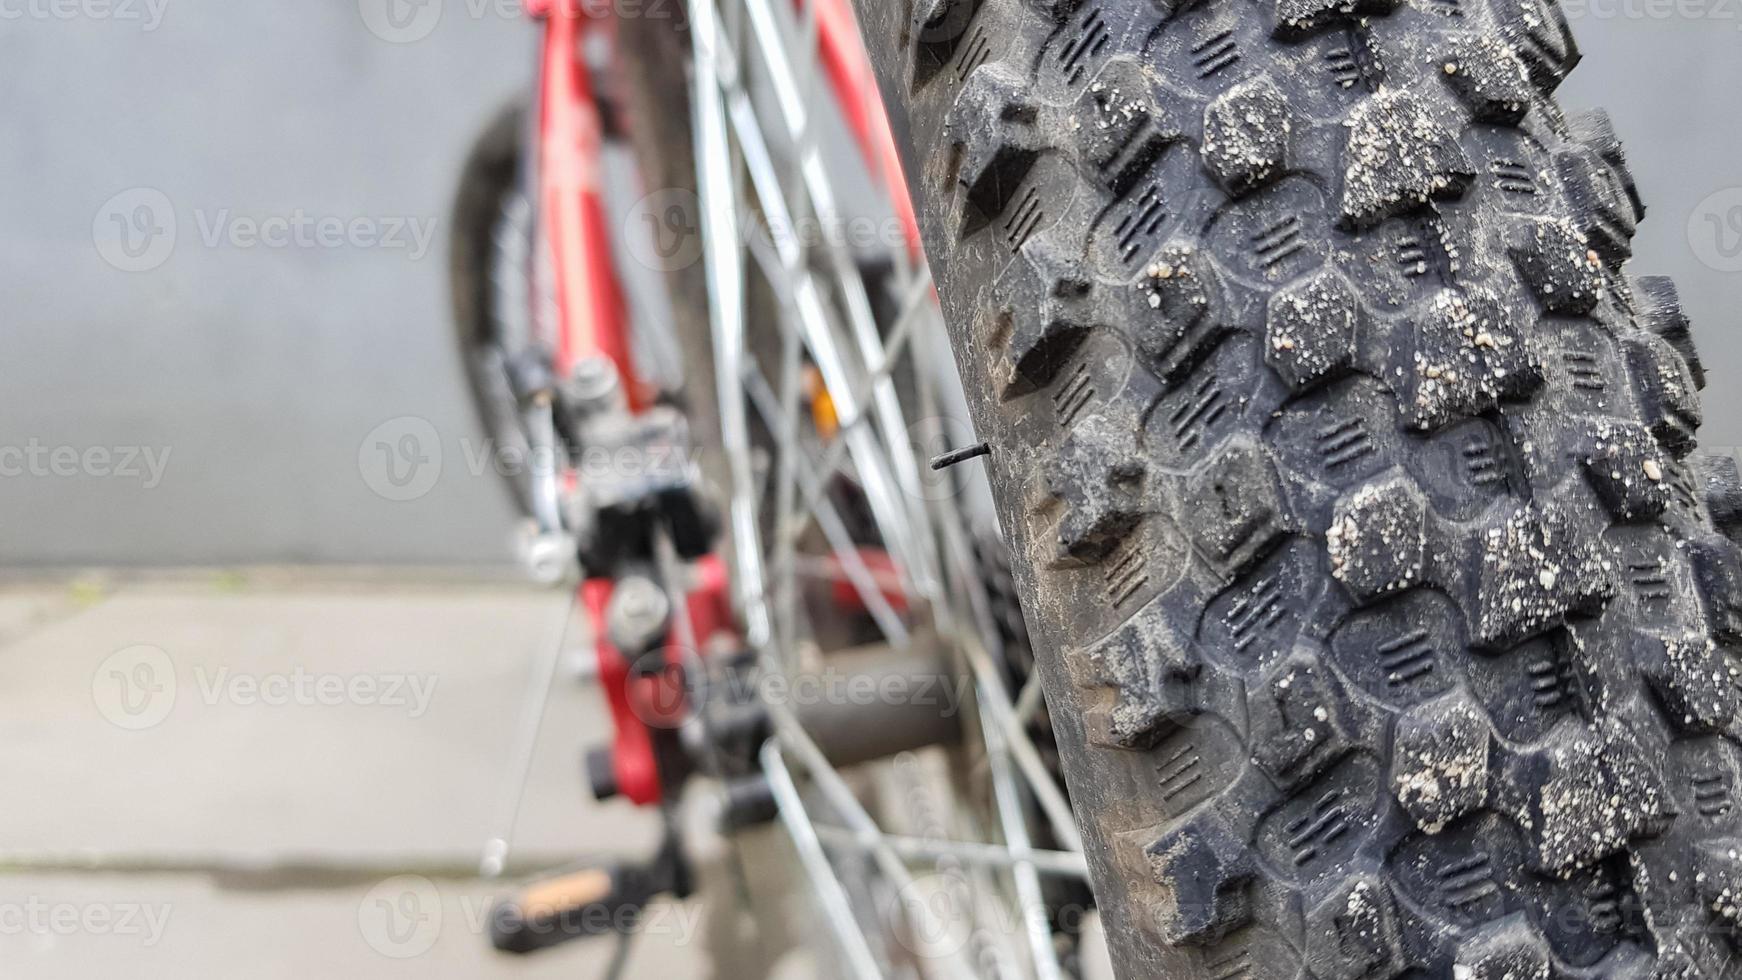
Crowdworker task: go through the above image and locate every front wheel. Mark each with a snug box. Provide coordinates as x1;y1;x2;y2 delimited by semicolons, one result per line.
854;0;1742;976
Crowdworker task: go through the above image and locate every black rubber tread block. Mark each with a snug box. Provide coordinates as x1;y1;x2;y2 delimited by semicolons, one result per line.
991;238;1097;395
1144;810;1257;945
1396;285;1543;431
1569;107;1646;224
1264;267;1362;391
1625;330;1702;458
1505;216;1605;314
1339;88;1473;230
1200;73;1293;197
1303;875;1417;979
1272;0;1400;41
908;0;987;92
1696;451;1742;539
1441;33;1535;125
1634;274;1707;389
1079;596;1201;748
1134;240;1232;384
1050;404;1149;559
1575;418;1675;522
1181;435;1295;578
1489;0;1580;95
1635;628;1742;738
1558;109;1644;268
943;63;1046;237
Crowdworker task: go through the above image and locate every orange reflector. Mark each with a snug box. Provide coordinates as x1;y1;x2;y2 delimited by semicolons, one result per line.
805;365;839;441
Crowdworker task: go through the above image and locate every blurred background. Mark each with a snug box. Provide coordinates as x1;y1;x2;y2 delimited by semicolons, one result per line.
0;1;1737;976
2;3;1738;568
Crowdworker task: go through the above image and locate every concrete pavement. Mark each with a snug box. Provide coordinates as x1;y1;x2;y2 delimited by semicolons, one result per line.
0;574;726;977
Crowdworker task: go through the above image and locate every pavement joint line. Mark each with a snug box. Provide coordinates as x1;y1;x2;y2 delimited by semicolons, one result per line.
0;851;597;890
0;591;105;651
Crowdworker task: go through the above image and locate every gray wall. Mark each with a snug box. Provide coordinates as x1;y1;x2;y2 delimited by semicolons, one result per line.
1559;10;1742;445
0;2;532;565
0;3;1738;565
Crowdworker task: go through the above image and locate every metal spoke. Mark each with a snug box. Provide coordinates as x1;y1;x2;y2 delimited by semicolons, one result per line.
760;693;979;980
813;826;1088;878
732;207;929;570
733;247;939;661
770;238;808;673
786;0;823;203
912;445;1083;858
743;365;911;648
762;741;884;980
737;208;934;391
702;25;922;596
983;689;1064;980
683;0;1091;974
745;0;936;576
969;627;1081;855
861;267;934;383
1014;672;1046;729
689;0;772;649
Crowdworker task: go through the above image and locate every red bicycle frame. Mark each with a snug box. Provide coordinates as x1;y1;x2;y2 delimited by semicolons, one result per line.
528;0;638;403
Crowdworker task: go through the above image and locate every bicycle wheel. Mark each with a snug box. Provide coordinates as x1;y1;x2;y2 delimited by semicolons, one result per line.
849;0;1742;976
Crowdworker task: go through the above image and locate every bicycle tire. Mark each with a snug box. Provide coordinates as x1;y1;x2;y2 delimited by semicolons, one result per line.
850;0;1742;975
449;100;546;517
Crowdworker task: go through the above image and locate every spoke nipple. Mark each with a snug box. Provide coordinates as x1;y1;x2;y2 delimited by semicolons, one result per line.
930;441;991;471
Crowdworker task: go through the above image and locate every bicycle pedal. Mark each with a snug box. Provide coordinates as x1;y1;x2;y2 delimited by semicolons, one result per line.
489;863;649;954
